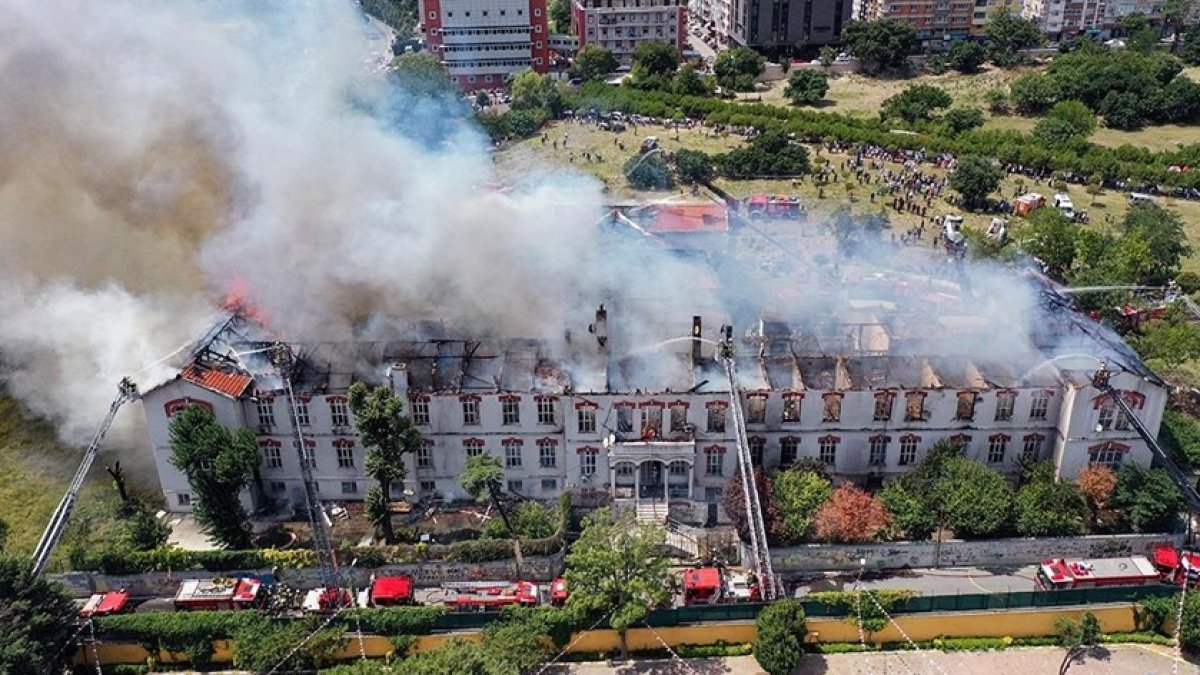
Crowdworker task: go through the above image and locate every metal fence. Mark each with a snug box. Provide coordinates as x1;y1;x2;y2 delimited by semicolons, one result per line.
431;584;1180;631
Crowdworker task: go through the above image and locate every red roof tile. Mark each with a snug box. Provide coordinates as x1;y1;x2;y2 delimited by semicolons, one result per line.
643;204;729;234
182;363;253;398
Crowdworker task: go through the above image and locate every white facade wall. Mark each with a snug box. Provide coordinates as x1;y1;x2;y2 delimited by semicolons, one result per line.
145;368;1167;520
575;0;686;64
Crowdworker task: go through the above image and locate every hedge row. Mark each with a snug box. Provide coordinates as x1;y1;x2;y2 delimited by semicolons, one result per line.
567;83;1200;189
74;495;572;575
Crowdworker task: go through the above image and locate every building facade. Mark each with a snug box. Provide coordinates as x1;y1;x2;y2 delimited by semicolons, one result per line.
1022;0;1105;35
143;312;1167;526
418;0;550;91
863;0;976;41
572;0;688;65
691;0;851;48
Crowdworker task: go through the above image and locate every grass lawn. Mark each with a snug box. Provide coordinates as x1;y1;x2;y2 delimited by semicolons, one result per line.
498;120;1200;274
0;396;111;558
747;65;1035;117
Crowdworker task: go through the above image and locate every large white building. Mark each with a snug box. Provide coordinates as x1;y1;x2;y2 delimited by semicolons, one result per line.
571;0;688;65
418;0;551;91
143;299;1167;525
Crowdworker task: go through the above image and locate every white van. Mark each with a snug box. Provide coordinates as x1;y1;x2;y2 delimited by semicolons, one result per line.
1129;192;1155;206
1052;192;1075;218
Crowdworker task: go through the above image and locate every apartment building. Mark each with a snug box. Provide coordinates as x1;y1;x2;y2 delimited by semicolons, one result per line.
1022;0;1105;35
419;0;550;90
572;0;688;65
864;0;976;40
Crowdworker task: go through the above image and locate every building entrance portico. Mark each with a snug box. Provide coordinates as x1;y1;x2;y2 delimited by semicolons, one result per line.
607;441;695;505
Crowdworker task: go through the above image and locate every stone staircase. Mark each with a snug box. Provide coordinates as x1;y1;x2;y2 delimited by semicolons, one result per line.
636;501;668;523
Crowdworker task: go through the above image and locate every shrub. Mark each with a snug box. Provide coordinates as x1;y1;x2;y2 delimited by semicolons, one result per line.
754;599;807;675
679;642;754;657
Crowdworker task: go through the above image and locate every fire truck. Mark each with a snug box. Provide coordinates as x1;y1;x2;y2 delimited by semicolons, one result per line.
745;194;803;219
303;587;354;613
174;577;264;611
441;581;540;612
681;567;761;605
1035;556;1161;590
549;578;569;607
1152;544;1200;586
79;589;132;618
356;575;416;608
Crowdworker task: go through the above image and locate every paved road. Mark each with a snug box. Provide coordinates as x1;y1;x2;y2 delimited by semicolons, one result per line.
791;566;1041;598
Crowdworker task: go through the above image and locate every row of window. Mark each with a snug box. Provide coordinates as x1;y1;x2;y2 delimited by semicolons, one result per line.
260;442;356;470
458;439;559;468
441;43;541;53
255;396;349;429
445;58;538;69
587;390;1053;436
438;397;558;426
433;8;541;20
437;27;531;37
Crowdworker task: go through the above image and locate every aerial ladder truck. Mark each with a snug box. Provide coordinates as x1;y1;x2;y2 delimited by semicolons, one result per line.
718;325;781;601
269;342;347;609
30;377;140;577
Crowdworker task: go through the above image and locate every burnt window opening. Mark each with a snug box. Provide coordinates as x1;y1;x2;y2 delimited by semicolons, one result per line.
670;404;688;433
410;398;429;426
874;393;894;422
617;406;634;433
955;392;978;422
905;392;927;422
746;397;766;424
782;396;801;423
708;405;726;433
642;405;663;437
823;394;842;423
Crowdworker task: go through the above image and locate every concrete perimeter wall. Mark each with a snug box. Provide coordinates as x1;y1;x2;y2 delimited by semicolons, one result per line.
768;533;1183;574
52;552;564;598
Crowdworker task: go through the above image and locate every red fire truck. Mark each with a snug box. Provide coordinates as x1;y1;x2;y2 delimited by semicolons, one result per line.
745;194;803;219
441;581;539;612
174;577;264;611
1152;544;1200;586
550;578;569;607
79;589;132;618
303;587;354;613
681;567;761;605
356;575;416;608
1036;556;1161;590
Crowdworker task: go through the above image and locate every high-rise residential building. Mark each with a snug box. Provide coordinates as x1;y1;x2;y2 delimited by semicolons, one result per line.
572;0;688;65
1022;0;1104;35
418;0;550;91
697;0;852;48
864;0;976;41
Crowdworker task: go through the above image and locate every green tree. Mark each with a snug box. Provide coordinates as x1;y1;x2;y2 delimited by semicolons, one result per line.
124;500;171;551
0;556;79;675
232;619;346;672
716;130;810;178
1018;208;1085;280
772;468;833;543
1116;203;1191;286
1010;72;1059;114
549;0;571;33
1110;464;1183;531
459;453;517;537
1014;463;1088;536
1033;100;1097;145
349;381;423;544
1100;90;1148;130
819;46;838;67
1123;13;1161;54
391;52;455;98
986;9;1044;66
943;107;985;134
714;46;767;91
1182;589;1200;653
1180;24;1200;65
1159;409;1200;468
565;508;672;657
0;517;8;552
673;148;715;184
950;155;1003;210
168;406;259;549
754;599;807;674
624;151;674;189
842;19;918;74
631;39;680;89
783;69;829;105
571;44;619;82
672;65;713;96
880;480;936;539
985;87;1011;113
937;457;1014;538
948;40;987;73
1132;313;1200;368
1054;611;1102;674
881;84;953;123
509;70;565;116
483;501;557;539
